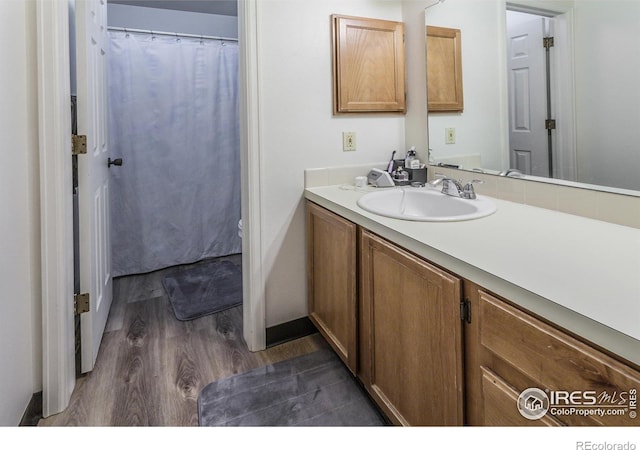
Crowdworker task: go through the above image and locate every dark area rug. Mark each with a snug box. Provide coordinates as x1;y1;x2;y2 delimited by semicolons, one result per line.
197;348;386;426
161;258;242;321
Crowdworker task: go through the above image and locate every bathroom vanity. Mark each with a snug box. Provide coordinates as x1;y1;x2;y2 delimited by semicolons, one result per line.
305;184;640;426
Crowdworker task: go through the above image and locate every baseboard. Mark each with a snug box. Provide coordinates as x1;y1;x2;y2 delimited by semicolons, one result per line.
19;391;43;426
266;317;317;348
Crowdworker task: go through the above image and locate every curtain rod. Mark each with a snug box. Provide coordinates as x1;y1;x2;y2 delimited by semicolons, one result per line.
107;26;238;42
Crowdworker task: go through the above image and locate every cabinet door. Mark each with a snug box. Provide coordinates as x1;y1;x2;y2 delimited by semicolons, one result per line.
360;230;464;426
306;201;357;373
426;25;463;112
332;15;406;113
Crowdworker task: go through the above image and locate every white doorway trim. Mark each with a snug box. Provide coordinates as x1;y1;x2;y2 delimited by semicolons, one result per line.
37;0;266;416
36;0;76;417
238;0;266;352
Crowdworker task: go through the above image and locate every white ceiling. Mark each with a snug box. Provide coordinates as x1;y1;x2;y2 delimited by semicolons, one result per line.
108;1;238;17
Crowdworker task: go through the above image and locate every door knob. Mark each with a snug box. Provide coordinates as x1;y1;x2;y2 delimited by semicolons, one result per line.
108;157;123;168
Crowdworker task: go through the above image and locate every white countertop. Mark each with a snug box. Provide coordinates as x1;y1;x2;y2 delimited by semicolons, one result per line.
305;184;640;366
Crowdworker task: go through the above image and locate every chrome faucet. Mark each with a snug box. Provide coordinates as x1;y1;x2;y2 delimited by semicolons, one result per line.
428;176;483;199
429;176;464;196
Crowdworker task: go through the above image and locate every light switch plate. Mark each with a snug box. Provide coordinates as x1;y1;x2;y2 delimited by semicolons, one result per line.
343;131;356;151
445;128;456;144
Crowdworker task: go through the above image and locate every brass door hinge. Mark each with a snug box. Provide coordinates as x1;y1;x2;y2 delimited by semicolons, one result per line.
460;298;471;324
545;119;557;130
543;37;554;49
72;134;87;155
74;293;90;314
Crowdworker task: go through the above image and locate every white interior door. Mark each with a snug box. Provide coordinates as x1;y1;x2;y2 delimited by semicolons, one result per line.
75;0;113;373
507;17;548;176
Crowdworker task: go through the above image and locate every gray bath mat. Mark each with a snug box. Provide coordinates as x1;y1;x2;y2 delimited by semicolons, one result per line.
161;259;242;321
197;348;386;426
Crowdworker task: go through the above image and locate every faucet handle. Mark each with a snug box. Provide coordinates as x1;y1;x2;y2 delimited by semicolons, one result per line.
462;179;483;199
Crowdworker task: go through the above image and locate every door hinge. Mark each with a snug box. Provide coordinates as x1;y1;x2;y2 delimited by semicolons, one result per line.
74;293;90;315
460;298;472;324
72;134;87;155
543;36;554;49
545;119;557;130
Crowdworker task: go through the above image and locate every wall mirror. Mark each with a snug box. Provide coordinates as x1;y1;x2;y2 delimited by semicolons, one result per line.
425;0;640;195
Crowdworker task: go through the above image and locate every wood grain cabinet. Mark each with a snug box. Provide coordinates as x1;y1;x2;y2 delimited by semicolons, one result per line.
305;202;639;427
426;25;463;112
332;14;406;113
359;230;464;426
306;201;358;373
464;284;640;426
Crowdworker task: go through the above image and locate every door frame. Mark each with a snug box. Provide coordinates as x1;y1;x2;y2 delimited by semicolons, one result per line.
238;0;266;354
36;0;76;418
37;0;265;417
505;1;577;181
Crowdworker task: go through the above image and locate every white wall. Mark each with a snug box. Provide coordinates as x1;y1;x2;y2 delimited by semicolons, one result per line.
574;1;640;191
0;0;41;425
255;0;406;326
107;3;238;38
425;0;508;170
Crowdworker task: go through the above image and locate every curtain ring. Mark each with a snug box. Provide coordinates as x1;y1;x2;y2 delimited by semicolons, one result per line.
150;30;155;41
175;32;181;43
124;27;129;38
199;35;204;45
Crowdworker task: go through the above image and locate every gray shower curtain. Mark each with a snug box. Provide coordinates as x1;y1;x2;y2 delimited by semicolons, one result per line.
108;31;241;277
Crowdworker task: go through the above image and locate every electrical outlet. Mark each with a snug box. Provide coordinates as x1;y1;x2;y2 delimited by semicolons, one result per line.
445;128;456;144
343;131;356;151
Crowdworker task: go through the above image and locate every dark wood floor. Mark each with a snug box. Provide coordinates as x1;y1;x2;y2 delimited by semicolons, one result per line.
39;256;325;426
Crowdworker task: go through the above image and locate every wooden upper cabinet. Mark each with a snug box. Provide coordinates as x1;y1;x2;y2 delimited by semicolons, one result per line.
426;25;463;112
332;15;406;113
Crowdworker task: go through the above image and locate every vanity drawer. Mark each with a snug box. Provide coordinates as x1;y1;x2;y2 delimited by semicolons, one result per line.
481;366;562;426
479;290;640;426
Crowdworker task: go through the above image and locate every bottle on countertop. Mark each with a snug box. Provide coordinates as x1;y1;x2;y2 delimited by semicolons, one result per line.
404;146;417;168
404;146;424;169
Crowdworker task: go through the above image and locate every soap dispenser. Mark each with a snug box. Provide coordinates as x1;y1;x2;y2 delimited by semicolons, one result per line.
404;146;417;168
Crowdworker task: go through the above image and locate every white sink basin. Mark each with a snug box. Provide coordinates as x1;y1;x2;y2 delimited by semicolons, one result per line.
357;188;497;222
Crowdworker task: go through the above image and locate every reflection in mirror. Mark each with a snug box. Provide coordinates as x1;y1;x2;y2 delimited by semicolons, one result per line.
425;0;640;194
